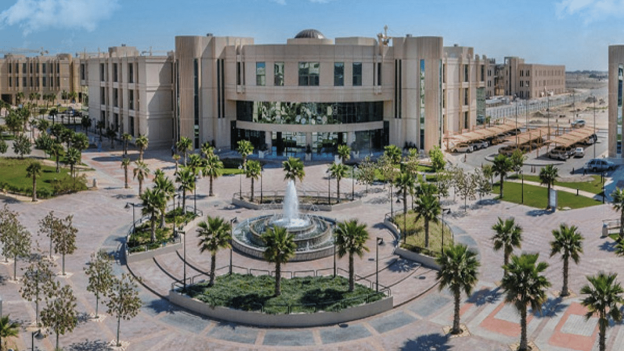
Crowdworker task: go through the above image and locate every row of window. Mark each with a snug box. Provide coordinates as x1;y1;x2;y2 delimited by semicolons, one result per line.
100;62;135;83
7;62;61;74
254;62;372;87
236;101;384;124
7;76;60;88
100;87;136;110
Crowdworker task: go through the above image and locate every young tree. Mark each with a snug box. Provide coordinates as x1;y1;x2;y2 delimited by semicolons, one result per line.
0;139;7;154
337;144;351;163
474;167;492;199
491;217;522;278
187;154;205;178
454;168;477;211
140;188;165;243
394;171;415;226
436;244;480;335
41;282;78;351
50;141;64;173
245;160;262;202
72;133;89;161
173;154;181;174
282;157;305;184
328;162;348;203
26;161;42;202
121;133;132;157
580;273;624;351
51;215;78;276
356;156;376;194
177;136;193;166
550;224;584;297
492;154;513;198
236;139;254;169
501;254;551;351
12;133;32;158
66;147;81;180
20;254;56;326
175;167;195;213
200;142;214;159
105;128;117;149
539;164;559;208
510;148;526;174
0;207;31;280
196;216;232;287
0;315;19;351
96;120;105;141
84;251;115;318
106;273;142;347
413;195;441;248
261;225;296;296
121;158;131;189
334;219;370;292
204;154;223;197
428;145;446;172
133;160;150;196
610;187;624;240
135;134;149;161
481;164;494;187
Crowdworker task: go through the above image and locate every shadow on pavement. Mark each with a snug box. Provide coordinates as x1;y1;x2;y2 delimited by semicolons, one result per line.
466;287;502;307
68;339;112;351
526;209;553;217
531;297;568;318
386;258;419;273
401;333;452;351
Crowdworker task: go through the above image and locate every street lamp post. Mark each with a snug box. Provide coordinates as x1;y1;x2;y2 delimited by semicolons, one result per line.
603;172;606;204
351;166;358;200
441;208;451;252
375;237;384;292
229;217;237;275
125;202;139;234
593;95;597;160
260;166;264;205
32;329;44;351
193;175;198;215
326;170;331;205
180;229;186;290
515;95;519;149
521;170;524;204
238;165;243;200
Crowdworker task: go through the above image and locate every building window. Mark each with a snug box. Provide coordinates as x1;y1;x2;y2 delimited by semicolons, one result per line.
56;77;59;87
256;62;266;86
80;64;85;80
442;89;446;108
36;63;39;74
113;88;118;107
8;77;11;88
334;62;344;86
274;62;284;86
8;64;11;74
480;65;484;82
298;62;320;86
129;90;134;110
42;77;46;87
113;63;118;82
520;81;524;87
237;62;241;85
42;63;46;74
23;77;27;87
464;111;469;129
129;116;134;136
464;88;469;105
56;63;59;73
464;64;468;82
520;70;524;77
22;63;26;73
352;62;362;86
377;62;382;86
527;70;530;77
442;64;446;83
100;63;105;82
128;63;134;83
100;87;106;104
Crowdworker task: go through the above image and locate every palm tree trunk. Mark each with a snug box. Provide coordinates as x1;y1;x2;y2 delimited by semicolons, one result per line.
337;178;341;203
32;174;37;202
62;253;66;275
95;294;99;317
424;220;430;248
140;149;143;161
503;252;509;275
453;289;461;334
562;258;569;296
349;254;354;292
182;190;186;213
599;317;606;351
14;255;17;280
275;262;281;296
150;214;156;242
160;209;166;229
520;305;528;351
124;168;129;189
138;179;143;196
250;178;255;202
209;253;216;287
620;211;624;240
56;156;60;173
209;176;214;196
500;174;504;197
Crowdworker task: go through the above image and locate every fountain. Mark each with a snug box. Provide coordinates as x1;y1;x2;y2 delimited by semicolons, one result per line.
231;180;336;261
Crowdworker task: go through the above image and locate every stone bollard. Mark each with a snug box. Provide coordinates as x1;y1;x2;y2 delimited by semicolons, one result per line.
93;178;98;189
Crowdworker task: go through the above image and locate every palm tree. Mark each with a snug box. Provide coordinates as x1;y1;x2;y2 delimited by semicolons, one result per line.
121;158;131;189
328;162;348;203
482;164;494;186
173;154;181;174
96;120;105;141
133;160;150;196
106;128;117;149
204;154;223;197
0;315;19;351
394;171;415;232
188;154;205;177
196;216;232;287
580;273;624;351
16;92;24;105
175;167;195;213
491;217;523;277
492;154;513;198
261;225;296;296
177;136;193;166
610;187;624;240
245;160;262;202
334;219;370;292
72;133;89;162
436;244;480;335
337;144;351;163
50;142;64;173
153;174;175;228
413;195;441;248
501;253;551;351
282;157;305;184
135;135;149;161
121;133;132;157
539;164;559;208
550;224;584;297
200;142;214;159
140;188;164;243
237;140;254;169
383;144;402;165
26;162;42;202
66;147;81;179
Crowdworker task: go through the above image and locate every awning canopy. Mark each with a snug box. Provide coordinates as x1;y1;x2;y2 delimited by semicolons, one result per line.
503;128;548;147
547;127;597;148
445;121;521;145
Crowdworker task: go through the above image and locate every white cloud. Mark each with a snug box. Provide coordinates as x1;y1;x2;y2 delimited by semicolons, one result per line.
0;0;120;35
557;0;624;23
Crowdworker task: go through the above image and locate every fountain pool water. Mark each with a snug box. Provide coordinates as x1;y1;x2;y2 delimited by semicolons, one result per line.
231;180;336;261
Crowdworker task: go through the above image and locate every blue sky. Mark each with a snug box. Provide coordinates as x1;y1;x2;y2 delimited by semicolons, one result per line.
0;0;622;71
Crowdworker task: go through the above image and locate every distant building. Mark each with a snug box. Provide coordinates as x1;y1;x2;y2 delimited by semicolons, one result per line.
608;45;624;158
486;56;566;99
0;53;81;105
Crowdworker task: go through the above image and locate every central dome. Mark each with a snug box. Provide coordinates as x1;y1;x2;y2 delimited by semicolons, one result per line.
294;29;325;39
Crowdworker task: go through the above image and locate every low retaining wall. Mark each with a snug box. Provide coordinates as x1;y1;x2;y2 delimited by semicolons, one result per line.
394;247;441;271
125;241;182;264
232;239;335;262
169;290;393;328
232;198;361;212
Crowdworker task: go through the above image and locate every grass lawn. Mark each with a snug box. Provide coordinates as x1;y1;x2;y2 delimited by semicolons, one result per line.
1;133;15;140
186;274;382;314
511;174;604;194
394;210;452;255
493;181;602;209
0;157;71;194
221;168;244;175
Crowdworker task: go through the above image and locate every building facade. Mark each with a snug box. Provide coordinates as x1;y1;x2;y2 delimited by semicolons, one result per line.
487;56;565;99
173;30;486;155
608;45;624;158
0;53;81;105
84;46;175;147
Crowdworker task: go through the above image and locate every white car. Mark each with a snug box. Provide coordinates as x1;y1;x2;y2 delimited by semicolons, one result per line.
574;147;585;158
452;143;473;153
571;119;586;128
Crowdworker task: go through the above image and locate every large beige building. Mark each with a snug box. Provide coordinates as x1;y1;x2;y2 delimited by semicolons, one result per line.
84;46;174;147
172;30;486;155
485;56;565;99
0;53;81;105
608;45;624;158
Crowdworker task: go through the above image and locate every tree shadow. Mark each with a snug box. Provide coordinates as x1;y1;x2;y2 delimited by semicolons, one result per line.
401;333;452;351
112;193;135;199
68;339;112;351
143;298;176;315
386;259;420;273
466;287;503;307
531;297;568;319
526;209;554;217
599;240;617;252
91;156;123;163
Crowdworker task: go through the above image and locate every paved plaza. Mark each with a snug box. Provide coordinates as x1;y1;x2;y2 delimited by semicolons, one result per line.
1;143;624;351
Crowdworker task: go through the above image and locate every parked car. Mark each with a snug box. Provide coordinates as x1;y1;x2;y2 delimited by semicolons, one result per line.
452;143;473;153
498;146;516;156
571;119;586;128
548;148;568;161
584;159;616;172
574;147;585;158
471;140;489;150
